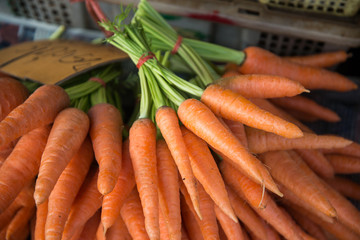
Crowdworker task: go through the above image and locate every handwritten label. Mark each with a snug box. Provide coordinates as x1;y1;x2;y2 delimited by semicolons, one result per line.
0;40;128;85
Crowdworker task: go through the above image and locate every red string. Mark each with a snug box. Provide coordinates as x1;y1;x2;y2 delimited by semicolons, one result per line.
171;35;183;54
89;77;106;87
137;53;156;69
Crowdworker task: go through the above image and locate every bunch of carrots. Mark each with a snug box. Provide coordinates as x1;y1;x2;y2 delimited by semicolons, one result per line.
0;0;360;239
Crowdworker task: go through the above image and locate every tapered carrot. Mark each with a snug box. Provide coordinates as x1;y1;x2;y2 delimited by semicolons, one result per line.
217;74;308;99
88;103;123;195
270;95;341;122
324;176;360;201
0;84;69;148
200;84;303;138
6;200;35;240
180;195;204;240
106;215;132;240
62;167;103;240
238;46;358;91
177;98;280;196
156;139;181;240
120;188;150;240
181;126;236;222
326;154;360;174
214;204;244;240
286;108;319;122
245;127;352;154
222;119;248;149
0;202;20;232
101;139;135;231
44;138;93;240
181;227;191;240
129;118;159;240
34;199;48;240
295;149;335;179
321;141;360;158
159;206;170;240
0;77;29;121
35;108;89;205
260;150;336;218
5;220;30;240
155;106;200;218
77;210;101;240
0;125;50;213
218;223;228;240
283;50;349;68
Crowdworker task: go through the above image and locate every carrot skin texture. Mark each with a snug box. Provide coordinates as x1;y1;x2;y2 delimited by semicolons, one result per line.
321;141;360;158
101;139;135;231
324;176;360;200
6;202;35;240
326;154;360;174
217;74;307;99
44;137;94;240
201;84;303;138
155;106;200;218
0;84;69;148
156;139;181;240
88;103;123;195
214;204;244;240
239;46;358;91
0;125;50;213
105;215;132;240
222;119;248;149
180;195;204;240
129;118;159;240
34;199;48;240
77;209;101;240
0;77;29;121
35;108;90;205
283;50;349;68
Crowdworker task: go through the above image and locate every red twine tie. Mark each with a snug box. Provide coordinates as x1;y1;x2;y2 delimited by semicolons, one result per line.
89;77;106;87
171;35;183;55
136;52;156;69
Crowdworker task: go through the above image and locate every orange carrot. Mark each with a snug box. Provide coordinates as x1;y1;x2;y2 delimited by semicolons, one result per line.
156;139;181;240
155;106;200;218
181;227;190;240
101;139;135;231
263;221;281;240
260;150;336;218
159;206;170;240
129;118;159;240
180;194;204;240
181;126;236;222
0;77;29;121
0;125;50;213
200;84;303;138
218;223;228;240
106;216;132;240
326;154;360;174
62;167;103;240
286;108;320;122
245;127;352;154
270;95;341;122
214;204;244;240
177;98;280;196
0;146;12;168
6;200;35;240
88;103;123;195
34;199;48;240
321;141;360;158
324;176;360;201
222;119;248;149
34;107;90;205
222;70;240;78
0;84;69;148
44;138;93;240
120;188;150;240
283;50;349;68
224;63;239;72
217;74;308;98
77;210;101;240
238;46;358;91
295;149;335;179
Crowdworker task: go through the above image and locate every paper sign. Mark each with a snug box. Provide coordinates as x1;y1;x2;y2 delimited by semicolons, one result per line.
0;39;128;85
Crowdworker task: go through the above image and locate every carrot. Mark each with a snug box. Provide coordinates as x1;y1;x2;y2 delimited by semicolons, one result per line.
34;199;48;240
326;153;360;174
270;95;341;122
321;141;360;158
200;84;303;138
263;221;281;240
214;204;244;240
44;137;93;240
155;106;200;218
5;222;30;240
159;206;170;240
120;188;150;240
180;194;204;240
77;210;101;240
0;146;12;168
96;222;106;240
283;50;350;68
0;84;69;148
0;125;51;213
226;187;267;240
260;150;336;218
34;107;89;205
177;98;280;196
181;227;191;240
218;223;228;240
181;126;236;222
217;74;308;99
224;63;239;72
88;103;123;195
101;139;135;231
245;127;352;154
105;216;132;240
129;118;159;240
6;201;35;240
62;167;103;240
324;176;360;201
294;149;335;179
0;77;29;121
286;108;320;122
238;46;358;91
156;139;181;240
222;70;240;78
222;119;248;149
